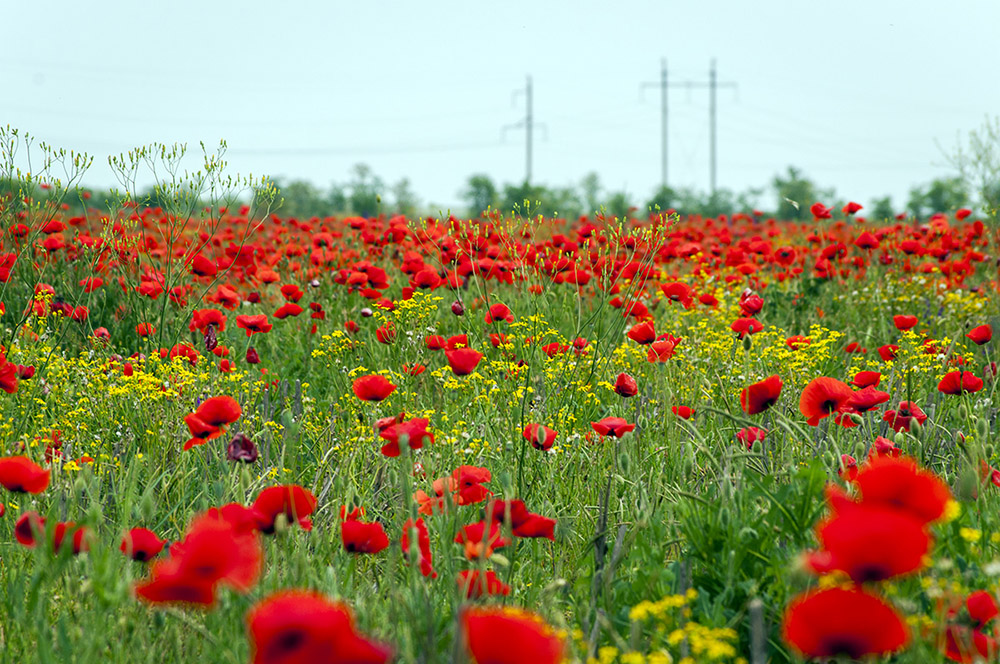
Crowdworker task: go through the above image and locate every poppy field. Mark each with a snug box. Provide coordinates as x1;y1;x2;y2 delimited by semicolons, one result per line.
1;138;1000;663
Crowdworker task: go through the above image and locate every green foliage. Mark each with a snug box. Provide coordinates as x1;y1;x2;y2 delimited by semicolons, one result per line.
461;173;498;218
772;166;833;221
907;176;968;219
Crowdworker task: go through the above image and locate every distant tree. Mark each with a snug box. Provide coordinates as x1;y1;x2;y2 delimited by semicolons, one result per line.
347;163;384;218
645;185;677;214
461;174;498;218
580;172;602;216
547;186;583;219
735;187;765;214
869;196;895;222
500;181;551;218
946;115;1000;218
390;178;419;217
772;166;833;220
907;177;968;219
604;190;632;220
327;183;348;214
272;179;328;219
702;189;737;218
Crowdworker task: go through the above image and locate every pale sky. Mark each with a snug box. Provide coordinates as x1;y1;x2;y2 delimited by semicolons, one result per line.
4;0;999;212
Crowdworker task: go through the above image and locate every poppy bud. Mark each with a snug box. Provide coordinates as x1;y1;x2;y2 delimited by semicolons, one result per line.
204;326;217;351
958;404;969;420
893;431;907;446
742;335;752;351
451;300;465;316
977;418;990;441
987;444;996;458
246;347;260;364
955;465;980;501
853;442;865;459
227;433;259;463
360;307;373;318
718;507;730;527
272;513;290;534
619;451;631;473
140;491;156;521
909;420;923;439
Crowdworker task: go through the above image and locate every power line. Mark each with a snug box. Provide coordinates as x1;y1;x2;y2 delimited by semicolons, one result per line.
639;58;737;194
502;76;545;184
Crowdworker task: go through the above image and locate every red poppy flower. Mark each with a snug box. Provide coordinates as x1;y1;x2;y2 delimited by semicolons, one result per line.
445;348;483;376
424;335;445;350
613;373;638;397
273;302;303;319
810;502;930;582
375;322;396;344
341;519;390;554
236;314;273;337
809;202;833;220
646;335;681;362
782;588;909;659
785;335;811;349
878;344;899;362
136;322;156;337
843;201;863;215
869;436;902;460
190;308;227;334
462;607;564;664
851;371;882;388
740;375;783;415
660;282;694;308
401;363;426;376
853;455;952;524
845;386;891;413
590;417;635;438
736;427;767;449
401;517;436;578
458;570;511;599
967;324;992;345
378;418;434;457
883;401;928;432
455;521;509;559
938;370;984;395
0;456;51;493
279;283;303;302
246;591;392;664
893;315;918;331
194;396;242;427
523;424;557;451
626;321;656;345
121;527;166;561
15;511;44;546
352;375;396;402
135;512;263;605
671;405;694;419
446;334;470;350
485;302;514;324
730;317;763;339
799;377;854;426
739;293;764;316
489;500;557;541
251;485;318;534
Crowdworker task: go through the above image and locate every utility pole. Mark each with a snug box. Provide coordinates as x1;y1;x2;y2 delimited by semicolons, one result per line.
641;59;736;195
640;59;668;189
502;76;544;185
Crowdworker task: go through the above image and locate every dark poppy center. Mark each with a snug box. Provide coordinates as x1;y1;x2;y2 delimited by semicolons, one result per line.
822;636;868;659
